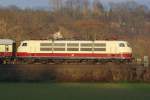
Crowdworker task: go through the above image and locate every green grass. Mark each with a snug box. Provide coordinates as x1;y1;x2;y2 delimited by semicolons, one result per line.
0;83;150;100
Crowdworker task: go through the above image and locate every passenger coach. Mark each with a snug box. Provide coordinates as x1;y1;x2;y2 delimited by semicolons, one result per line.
0;39;15;58
17;40;132;61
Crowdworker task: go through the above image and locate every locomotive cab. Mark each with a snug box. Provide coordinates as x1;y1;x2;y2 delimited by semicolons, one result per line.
117;41;132;60
17;41;29;57
18;42;28;51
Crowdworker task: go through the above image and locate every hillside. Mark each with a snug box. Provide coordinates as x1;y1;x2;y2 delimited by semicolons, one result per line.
0;1;150;58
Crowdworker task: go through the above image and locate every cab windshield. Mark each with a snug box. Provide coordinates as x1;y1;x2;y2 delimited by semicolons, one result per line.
22;43;27;46
119;43;125;47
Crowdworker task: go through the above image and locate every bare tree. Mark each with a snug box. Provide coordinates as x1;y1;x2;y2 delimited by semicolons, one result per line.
0;19;7;36
92;0;104;16
82;0;90;16
49;0;63;11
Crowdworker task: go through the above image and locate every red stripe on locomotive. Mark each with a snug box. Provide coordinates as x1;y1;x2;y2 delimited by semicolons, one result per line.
16;52;132;59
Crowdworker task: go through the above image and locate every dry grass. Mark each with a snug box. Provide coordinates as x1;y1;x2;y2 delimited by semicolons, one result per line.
0;64;150;82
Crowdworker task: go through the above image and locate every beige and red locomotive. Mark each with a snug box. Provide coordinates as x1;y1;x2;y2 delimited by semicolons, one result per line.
16;40;132;61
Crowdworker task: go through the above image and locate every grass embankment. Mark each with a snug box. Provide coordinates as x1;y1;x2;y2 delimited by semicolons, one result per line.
1;64;150;82
0;83;150;100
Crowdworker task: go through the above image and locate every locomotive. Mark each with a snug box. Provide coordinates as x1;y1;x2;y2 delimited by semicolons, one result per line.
0;39;132;64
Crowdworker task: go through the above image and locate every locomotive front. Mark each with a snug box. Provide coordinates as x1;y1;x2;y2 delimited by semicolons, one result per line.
117;41;132;60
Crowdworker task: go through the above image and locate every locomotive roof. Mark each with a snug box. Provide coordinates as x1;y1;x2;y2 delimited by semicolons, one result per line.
21;40;127;43
0;39;14;45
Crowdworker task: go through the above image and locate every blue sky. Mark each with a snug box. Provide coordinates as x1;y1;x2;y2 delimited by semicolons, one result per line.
0;0;50;9
0;0;149;9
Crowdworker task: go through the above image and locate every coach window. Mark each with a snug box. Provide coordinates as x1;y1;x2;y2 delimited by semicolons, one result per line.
22;43;27;46
5;45;9;52
119;43;125;47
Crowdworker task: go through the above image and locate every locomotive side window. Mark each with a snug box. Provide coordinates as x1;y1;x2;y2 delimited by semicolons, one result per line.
53;48;65;51
94;43;106;47
94;48;106;51
40;43;52;46
67;43;79;51
81;48;92;51
67;43;79;47
53;43;65;46
81;43;93;47
40;48;52;51
22;43;27;46
67;48;79;51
